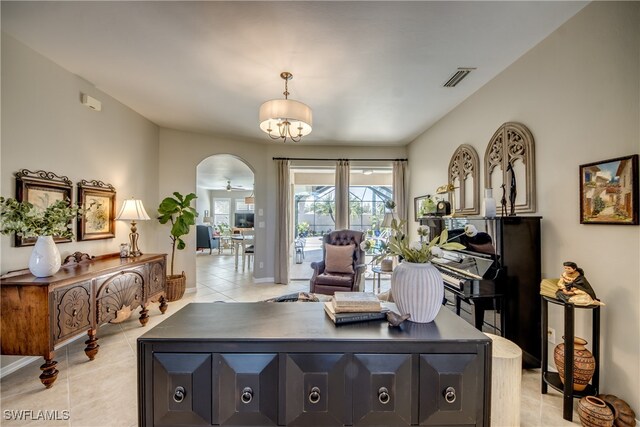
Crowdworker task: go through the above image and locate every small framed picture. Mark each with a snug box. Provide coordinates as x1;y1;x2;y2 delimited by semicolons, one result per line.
414;195;435;221
15;169;74;247
77;180;116;240
580;154;638;225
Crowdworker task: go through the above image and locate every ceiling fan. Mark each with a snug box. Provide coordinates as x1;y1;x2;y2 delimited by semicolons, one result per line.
216;180;245;192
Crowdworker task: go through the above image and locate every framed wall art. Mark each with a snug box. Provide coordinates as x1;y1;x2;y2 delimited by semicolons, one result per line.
77;180;116;240
14;169;74;246
580;154;638;225
414;195;436;221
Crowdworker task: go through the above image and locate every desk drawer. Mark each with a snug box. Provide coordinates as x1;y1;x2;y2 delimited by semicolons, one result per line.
419;353;481;425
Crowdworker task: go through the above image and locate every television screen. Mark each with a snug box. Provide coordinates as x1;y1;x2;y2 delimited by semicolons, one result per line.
234;213;254;228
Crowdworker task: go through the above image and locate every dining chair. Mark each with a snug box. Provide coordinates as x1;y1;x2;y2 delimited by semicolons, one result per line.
241;229;255;272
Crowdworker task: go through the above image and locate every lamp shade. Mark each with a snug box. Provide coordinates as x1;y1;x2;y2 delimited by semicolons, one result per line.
259;99;313;136
116;199;151;221
203;216;213;224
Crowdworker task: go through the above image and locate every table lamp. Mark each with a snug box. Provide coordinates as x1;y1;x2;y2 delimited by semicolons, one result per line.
116;198;151;257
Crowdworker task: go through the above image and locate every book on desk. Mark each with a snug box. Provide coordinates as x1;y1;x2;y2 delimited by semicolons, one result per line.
324;301;390;325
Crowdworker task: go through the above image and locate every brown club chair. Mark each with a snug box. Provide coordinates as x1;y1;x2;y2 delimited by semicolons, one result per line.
310;230;366;295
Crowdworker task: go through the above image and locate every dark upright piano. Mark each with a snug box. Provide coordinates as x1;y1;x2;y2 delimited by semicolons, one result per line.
421;216;542;368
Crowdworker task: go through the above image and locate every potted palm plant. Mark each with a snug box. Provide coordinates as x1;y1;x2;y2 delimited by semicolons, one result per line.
157;192;197;301
0;197;80;277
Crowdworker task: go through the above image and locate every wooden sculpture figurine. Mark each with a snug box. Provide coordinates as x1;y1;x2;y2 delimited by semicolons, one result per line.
507;162;517;216
556;261;603;306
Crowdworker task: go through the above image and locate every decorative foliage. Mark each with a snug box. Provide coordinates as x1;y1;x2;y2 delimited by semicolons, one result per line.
0;197;80;239
372;219;465;264
157;192;198;276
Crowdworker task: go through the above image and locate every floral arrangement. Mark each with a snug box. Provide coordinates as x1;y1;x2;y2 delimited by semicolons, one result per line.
369;218;465;264
0;197;80;239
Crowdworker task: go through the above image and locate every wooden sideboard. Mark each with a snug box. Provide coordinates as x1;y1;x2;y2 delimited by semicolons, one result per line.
138;302;492;426
1;253;167;388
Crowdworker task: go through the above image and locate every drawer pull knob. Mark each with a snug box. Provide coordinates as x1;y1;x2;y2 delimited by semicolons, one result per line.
308;387;321;404
444;386;456;404
241;387;253;404
378;387;390;404
173;386;186;403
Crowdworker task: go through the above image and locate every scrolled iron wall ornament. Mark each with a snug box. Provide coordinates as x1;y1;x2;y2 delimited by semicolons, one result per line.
484;122;536;214
448;144;480;216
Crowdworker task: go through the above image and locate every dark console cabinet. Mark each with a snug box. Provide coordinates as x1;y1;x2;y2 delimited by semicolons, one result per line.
138;302;492;426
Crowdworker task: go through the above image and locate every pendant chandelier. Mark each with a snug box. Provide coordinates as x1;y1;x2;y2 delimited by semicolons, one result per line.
259;72;312;143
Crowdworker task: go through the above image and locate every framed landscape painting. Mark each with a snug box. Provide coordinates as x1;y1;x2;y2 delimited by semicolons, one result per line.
15;169;74;246
77;180;116;240
580;154;638;225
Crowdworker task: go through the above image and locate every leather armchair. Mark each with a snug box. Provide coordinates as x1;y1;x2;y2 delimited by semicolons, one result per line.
196;225;219;254
310;230;366;295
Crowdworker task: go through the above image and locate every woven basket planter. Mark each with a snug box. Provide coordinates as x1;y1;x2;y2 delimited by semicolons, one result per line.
165;272;186;302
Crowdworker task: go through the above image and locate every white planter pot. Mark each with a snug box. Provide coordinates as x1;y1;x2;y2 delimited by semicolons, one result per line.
29;236;61;277
391;261;444;323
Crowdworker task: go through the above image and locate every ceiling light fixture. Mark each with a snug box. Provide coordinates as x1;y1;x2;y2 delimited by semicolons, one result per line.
259;72;312;143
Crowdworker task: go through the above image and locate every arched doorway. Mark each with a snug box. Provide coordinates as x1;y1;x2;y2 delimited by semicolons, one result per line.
196;154;255;280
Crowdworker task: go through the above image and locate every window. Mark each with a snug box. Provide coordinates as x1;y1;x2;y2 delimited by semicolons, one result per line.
235;199;254;212
213;199;230;228
293;185;392;236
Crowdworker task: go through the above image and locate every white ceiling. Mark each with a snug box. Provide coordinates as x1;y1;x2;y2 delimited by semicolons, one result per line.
1;1;587;146
197;154;254;190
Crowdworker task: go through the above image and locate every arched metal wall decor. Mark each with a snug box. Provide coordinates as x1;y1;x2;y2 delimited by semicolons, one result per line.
448;144;480;216
484;122;536;214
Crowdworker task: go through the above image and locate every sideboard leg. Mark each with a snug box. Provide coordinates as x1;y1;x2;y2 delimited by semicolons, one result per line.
84;329;100;360
39;352;59;389
159;296;168;314
139;305;149;326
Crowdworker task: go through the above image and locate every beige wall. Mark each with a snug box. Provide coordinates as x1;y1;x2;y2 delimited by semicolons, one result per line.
159;128;406;284
408;2;640;410
1;34;160;367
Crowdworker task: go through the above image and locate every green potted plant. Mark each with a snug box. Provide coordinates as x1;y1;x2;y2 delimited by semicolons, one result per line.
157;192;197;301
0;197;80;277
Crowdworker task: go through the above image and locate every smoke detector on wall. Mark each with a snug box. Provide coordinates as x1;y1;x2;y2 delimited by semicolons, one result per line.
81;93;102;111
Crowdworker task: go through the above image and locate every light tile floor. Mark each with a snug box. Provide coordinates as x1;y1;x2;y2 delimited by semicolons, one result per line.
0;252;581;426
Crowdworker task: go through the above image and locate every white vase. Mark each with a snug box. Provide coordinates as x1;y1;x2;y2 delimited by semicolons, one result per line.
484;188;497;218
391;261;444;323
29;236;61;277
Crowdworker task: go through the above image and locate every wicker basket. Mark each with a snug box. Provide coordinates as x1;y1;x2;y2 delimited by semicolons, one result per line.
165;272;186;302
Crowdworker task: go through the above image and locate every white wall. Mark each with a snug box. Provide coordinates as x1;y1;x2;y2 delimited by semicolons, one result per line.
408;2;640;410
159;128;406;284
1;34;160;367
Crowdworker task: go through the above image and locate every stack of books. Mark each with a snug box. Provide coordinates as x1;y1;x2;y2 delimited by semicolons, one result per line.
324;292;388;325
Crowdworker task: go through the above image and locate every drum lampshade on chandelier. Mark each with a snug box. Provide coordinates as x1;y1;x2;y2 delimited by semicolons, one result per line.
259;72;312;143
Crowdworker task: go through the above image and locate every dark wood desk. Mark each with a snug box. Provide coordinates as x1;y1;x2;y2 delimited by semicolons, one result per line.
1;253;167;388
138;302;492;426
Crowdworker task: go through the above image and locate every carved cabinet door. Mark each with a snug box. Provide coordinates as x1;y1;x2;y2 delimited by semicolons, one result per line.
96;268;145;324
53;281;92;344
148;260;166;297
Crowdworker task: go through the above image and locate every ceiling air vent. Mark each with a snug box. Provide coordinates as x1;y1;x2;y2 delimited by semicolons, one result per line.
443;68;476;88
